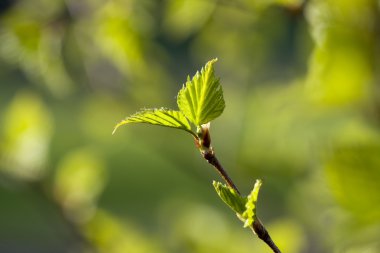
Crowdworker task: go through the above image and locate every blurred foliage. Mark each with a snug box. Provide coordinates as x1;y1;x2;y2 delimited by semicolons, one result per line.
1;91;52;181
84;210;165;253
1;0;380;252
54;148;106;223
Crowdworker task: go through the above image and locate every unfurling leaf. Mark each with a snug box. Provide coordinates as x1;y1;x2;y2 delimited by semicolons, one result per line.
177;59;225;126
242;179;262;227
214;180;263;228
113;108;195;136
213;181;247;214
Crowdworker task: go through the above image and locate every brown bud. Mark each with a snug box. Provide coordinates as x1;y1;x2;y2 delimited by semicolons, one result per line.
200;123;211;148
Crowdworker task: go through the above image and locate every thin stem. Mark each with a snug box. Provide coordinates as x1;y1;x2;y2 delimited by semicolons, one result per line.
198;143;281;253
251;219;281;253
201;150;240;194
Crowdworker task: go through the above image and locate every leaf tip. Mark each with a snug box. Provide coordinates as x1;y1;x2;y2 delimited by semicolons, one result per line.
208;58;218;64
112;121;123;135
254;179;263;190
204;58;218;70
212;180;220;189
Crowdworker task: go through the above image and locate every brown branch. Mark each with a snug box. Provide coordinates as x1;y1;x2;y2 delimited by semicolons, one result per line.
201;149;240;194
252;219;281;253
195;132;281;253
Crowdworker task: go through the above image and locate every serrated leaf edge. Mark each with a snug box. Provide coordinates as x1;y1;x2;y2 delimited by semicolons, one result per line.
112;108;197;137
242;179;262;228
177;58;225;126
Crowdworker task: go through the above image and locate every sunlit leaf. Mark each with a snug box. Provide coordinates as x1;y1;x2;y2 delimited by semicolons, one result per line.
177;59;225;126
213;181;246;214
241;179;262;227
113;108;195;136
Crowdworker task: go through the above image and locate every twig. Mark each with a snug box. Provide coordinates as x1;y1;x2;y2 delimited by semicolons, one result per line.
252;219;281;253
196;132;282;253
202;149;240;194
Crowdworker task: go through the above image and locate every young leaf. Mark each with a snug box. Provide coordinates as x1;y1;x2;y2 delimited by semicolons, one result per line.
177;59;225;126
213;181;247;214
113;108;195;136
242;179;262;228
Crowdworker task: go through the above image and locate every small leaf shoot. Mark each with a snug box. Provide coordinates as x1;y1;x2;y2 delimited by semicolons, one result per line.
241;179;262;227
213;181;247;214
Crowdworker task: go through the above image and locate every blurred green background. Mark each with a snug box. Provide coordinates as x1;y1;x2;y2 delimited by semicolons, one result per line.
1;0;380;252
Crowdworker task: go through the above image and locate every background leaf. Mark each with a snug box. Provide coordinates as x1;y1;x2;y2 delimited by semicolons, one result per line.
177;59;225;126
54;148;106;222
113;108;194;135
0;91;53;181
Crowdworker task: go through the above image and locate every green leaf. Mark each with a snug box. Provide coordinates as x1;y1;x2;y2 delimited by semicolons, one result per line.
213;181;247;214
177;59;225;126
113;108;195;136
242;179;262;227
214;180;264;228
